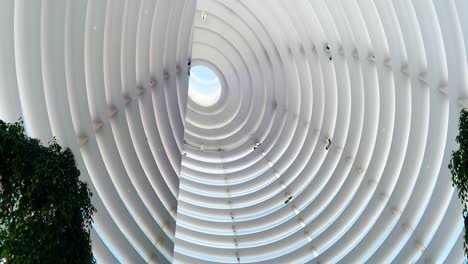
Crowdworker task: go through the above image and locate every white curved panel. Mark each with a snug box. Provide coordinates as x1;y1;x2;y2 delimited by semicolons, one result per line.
0;1;465;263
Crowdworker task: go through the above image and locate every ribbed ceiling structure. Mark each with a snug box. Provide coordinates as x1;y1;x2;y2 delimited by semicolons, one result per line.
0;0;467;263
0;0;194;263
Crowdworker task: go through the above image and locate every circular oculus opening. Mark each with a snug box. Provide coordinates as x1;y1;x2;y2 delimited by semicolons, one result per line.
188;66;222;107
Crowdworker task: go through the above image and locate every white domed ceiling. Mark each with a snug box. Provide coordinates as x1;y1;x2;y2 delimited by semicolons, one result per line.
0;0;467;263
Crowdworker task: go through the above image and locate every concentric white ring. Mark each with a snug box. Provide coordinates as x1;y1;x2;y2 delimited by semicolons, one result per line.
0;1;466;263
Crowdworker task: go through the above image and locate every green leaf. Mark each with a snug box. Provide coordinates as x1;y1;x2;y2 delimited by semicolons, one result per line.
0;119;96;263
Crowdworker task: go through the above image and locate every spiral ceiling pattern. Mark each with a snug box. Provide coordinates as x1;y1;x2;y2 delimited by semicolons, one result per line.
0;0;467;263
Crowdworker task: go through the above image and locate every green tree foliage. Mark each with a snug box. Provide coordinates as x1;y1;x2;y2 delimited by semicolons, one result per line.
0;120;96;263
449;109;468;256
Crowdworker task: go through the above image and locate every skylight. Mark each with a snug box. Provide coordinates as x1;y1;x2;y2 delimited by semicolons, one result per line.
188;66;222;107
